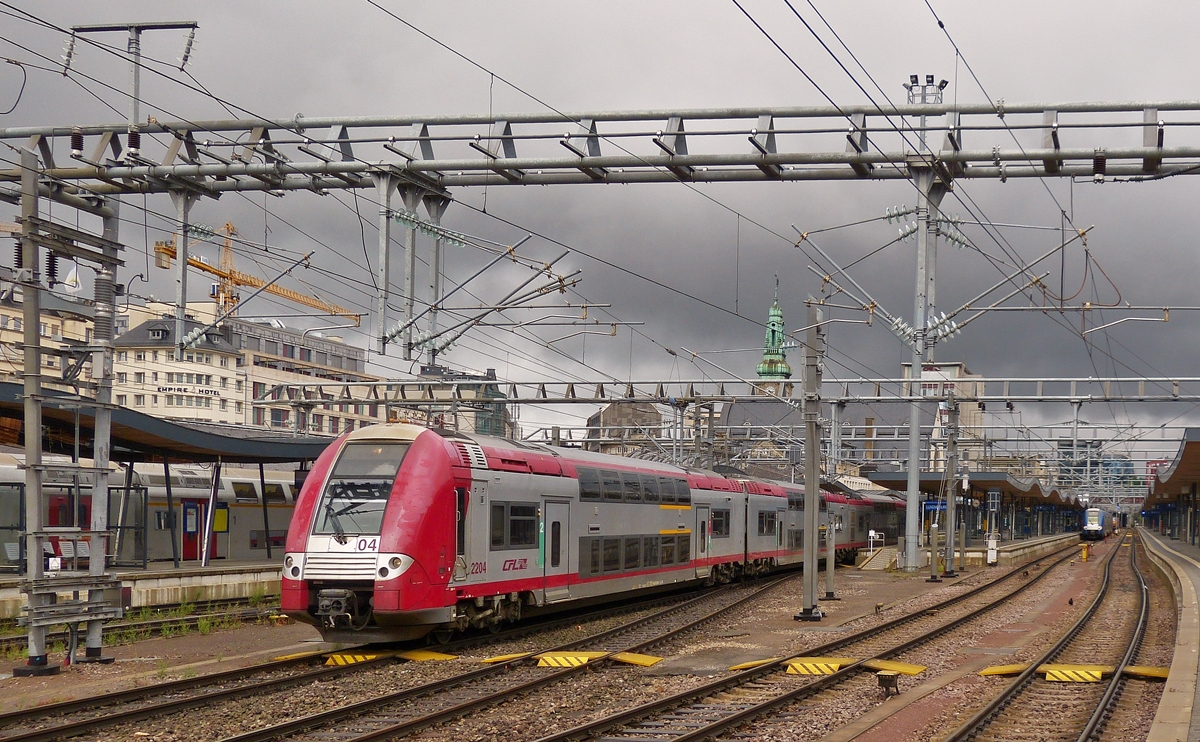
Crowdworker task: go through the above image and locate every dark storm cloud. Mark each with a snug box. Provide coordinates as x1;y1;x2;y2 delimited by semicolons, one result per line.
4;0;1200;434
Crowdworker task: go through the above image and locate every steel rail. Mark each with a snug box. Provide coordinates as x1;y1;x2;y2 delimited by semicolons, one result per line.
219;574;798;742
533;541;1081;742
1077;533;1150;742
941;535;1130;742
0;585;707;738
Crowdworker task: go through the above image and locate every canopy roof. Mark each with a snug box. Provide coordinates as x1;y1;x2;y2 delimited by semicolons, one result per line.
0;381;331;463
867;470;1078;507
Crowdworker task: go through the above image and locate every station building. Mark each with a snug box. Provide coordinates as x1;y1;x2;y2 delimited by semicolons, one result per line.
116;301;382;432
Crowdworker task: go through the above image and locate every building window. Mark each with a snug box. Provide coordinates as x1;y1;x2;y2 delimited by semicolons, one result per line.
134;372;144;384
39;323;47;337
236;380;243;392
220;356;228;368
254;407;265;425
221;377;228;389
264;341;279;355
313;414;323;430
220;399;227;411
329;416;339;434
151;395;158;407
117;372;127;384
0;315;7;329
185;352;194;362
134;394;145;406
344;418;354;433
152;351;158;362
282;344;295;359
11;319;19;331
270;408;288;427
116;351;127;362
152;372;158;382
135;351;145;362
116;394;127;406
235;401;242;413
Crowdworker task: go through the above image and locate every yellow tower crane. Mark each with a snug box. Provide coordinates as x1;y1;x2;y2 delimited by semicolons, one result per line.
153;222;360;326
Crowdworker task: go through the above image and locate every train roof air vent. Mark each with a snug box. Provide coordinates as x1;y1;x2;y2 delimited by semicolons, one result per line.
453;441;489;469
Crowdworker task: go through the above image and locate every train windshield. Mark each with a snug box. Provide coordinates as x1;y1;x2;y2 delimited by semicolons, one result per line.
312;442;410;537
1085;510;1102;526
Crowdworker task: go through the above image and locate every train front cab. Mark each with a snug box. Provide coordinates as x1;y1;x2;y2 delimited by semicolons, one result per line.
282;424;460;642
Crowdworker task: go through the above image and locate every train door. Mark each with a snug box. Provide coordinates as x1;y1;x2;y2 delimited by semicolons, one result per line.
457;480;487;581
694;506;711;579
180;501;218;561
543;501;570;602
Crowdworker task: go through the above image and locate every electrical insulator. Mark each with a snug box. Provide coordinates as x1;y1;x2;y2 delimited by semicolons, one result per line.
70;127;84;158
127;128;141;157
13;239;21;270
1092;149;1107;183
46;254;58;287
61;34;76;76
177;28;196;71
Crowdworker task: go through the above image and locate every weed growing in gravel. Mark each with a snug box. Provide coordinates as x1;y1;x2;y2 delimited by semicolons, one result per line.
181;667;197;679
248;585;269;607
1;643;26;661
197;616;213;635
155;659;169;679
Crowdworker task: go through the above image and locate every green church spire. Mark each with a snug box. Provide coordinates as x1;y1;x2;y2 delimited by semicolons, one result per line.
756;276;792;380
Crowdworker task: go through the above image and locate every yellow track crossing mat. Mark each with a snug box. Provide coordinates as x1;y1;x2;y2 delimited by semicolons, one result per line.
979;663;1029;676
728;657;783;671
1122;665;1169;680
480;652;534;664
861;659;926;676
535;651;608;667
325;651;398;666
1038;664;1114;682
785;657;857;675
396;649;457;661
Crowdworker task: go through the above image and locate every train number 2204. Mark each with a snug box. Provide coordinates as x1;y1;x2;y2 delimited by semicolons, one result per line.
469;562;487;575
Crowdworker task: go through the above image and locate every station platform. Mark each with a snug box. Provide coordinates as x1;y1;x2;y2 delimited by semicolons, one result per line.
864;532;1080;571
1138;527;1200;742
0;560;283;618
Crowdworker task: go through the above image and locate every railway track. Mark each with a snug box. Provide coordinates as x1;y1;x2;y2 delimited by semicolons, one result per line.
943;531;1148;742
212;573;798;742
526;541;1084;742
0;582;722;741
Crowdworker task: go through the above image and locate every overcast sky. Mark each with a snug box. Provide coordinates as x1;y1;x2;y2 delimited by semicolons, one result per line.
3;1;1200;447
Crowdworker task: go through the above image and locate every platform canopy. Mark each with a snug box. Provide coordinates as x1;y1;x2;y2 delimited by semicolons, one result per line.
1147;428;1200;509
866;470;1078;507
0;381;332;464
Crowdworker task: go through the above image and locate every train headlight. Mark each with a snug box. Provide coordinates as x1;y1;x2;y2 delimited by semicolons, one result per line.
285;555;294;568
375;553;414;581
290;566;301;578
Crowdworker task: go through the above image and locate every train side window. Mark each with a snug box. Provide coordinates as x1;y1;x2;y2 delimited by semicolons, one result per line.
624;537;641;570
621;473;642;502
490;504;506;548
640;475;660;503
758;511;777;536
643;536;660;567
456;488;468;556
584;538;601;577
508;504;538;547
550;521;561;568
658;477;676;504
788;494;803;511
712;509;731;538
263;483;287;504
601;470;623;501
675;480;691;505
676;534;691;563
699;522;706;553
578;468;602;501
661;536;676;565
789;529;803;549
602;538;622;572
232;482;258;503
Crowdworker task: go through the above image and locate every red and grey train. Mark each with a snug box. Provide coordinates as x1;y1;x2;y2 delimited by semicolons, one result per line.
282;423;903;643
